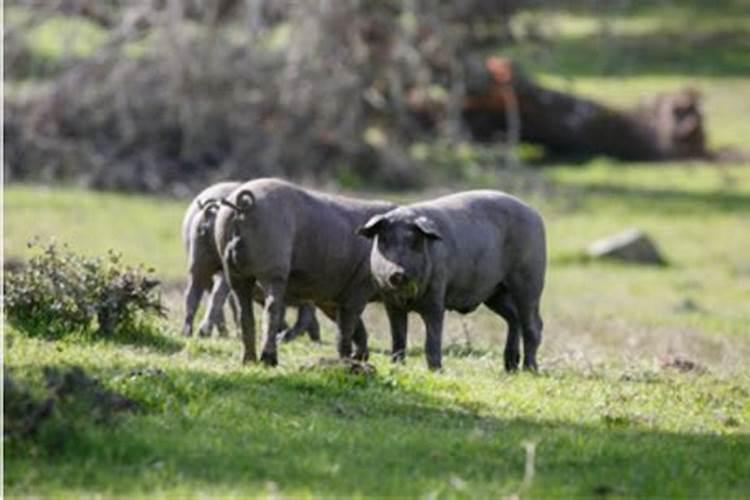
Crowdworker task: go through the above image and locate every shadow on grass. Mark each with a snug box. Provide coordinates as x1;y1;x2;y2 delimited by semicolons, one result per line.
103;327;185;354
5;365;749;497
6;320;184;355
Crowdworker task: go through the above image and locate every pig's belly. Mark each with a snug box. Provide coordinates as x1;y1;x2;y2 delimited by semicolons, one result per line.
444;280;500;314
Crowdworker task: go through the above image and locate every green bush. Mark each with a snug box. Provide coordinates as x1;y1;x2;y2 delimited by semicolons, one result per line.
4;240;165;339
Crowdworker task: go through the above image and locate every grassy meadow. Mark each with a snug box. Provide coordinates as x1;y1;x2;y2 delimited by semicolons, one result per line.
4;0;750;497
5;160;750;497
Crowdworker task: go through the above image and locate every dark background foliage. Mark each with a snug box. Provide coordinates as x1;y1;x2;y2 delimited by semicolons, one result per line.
4;0;530;193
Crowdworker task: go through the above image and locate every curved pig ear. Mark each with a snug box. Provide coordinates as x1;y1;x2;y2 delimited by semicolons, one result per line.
220;190;255;213
413;216;442;240
203;202;220;216
236;190;256;210
357;214;387;239
198;198;219;212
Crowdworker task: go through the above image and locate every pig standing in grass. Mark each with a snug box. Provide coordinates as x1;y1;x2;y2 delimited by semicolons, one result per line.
182;181;320;341
182;182;240;338
358;190;546;372
214;178;396;365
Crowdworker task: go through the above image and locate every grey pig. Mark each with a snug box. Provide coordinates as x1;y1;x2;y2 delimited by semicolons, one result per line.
182;181;320;341
358;190;546;372
214;178;396;365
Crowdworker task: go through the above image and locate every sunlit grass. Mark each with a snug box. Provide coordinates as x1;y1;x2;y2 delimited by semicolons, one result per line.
5;161;750;354
3;186;186;281
4;1;750;496
4;324;749;497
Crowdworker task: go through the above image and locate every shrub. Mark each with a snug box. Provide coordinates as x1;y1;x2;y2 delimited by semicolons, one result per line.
4;240;166;339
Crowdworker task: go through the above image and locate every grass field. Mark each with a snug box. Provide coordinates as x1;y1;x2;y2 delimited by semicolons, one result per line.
5;161;750;497
4;1;750;497
4;325;749;498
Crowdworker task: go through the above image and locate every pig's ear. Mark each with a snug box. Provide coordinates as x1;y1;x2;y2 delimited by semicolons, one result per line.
236;190;256;211
357;214;387;238
198;198;220;212
413;216;442;240
221;190;255;213
203;202;220;216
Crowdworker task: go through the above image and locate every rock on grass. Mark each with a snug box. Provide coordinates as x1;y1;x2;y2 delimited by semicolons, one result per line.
587;228;667;265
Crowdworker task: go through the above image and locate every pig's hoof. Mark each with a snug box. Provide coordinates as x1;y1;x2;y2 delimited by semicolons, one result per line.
277;329;300;344
307;326;321;342
198;328;211;338
352;350;369;362
391;350;406;363
504;352;520;373
242;353;257;364
275;330;289;343
261;351;278;367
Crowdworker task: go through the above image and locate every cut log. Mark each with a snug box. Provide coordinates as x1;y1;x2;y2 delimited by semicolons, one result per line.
462;57;707;161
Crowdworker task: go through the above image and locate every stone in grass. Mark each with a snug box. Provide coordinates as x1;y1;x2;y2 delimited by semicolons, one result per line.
586;228;667;265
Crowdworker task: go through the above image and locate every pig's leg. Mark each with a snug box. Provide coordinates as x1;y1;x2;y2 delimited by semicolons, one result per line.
516;298;543;372
484;289;522;372
319;304;367;357
198;275;231;338
385;303;408;363
336;305;366;360
278;304;318;343
227;273;257;363
508;268;545;372
303;305;322;342
419;305;445;371
227;288;239;334
351;318;369;361
252;285;288;331
182;272;210;337
259;279;287;366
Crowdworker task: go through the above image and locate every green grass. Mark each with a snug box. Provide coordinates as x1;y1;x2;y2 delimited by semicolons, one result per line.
509;1;750;77
6;161;750;346
5;327;750;498
5;161;750;497
3;186;186;280
5;1;750;496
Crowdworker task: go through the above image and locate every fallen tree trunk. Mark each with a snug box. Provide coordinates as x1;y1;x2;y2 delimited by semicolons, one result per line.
461;57;707;161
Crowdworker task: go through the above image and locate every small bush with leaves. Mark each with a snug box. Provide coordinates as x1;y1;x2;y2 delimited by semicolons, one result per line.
4;240;166;338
